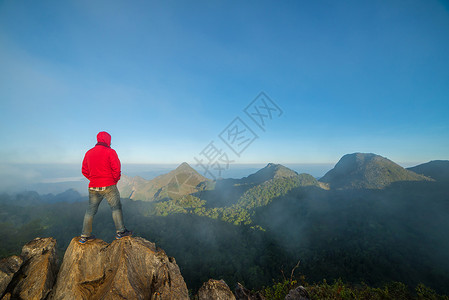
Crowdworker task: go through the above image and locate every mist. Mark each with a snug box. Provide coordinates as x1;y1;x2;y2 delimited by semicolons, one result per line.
1;161;449;294
252;182;449;292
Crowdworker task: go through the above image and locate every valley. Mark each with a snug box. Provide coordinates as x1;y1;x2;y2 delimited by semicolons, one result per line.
1;153;449;296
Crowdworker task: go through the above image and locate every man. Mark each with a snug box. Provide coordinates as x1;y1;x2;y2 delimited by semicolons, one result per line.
79;131;132;244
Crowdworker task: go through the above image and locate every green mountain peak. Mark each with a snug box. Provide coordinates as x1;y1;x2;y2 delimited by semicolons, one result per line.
118;162;209;201
319;152;431;189
242;163;298;184
175;162;195;172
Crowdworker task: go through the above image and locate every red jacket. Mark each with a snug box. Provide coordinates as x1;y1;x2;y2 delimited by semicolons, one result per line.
82;131;121;188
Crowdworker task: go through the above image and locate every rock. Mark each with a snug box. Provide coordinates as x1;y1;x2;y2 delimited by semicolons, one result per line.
6;237;58;300
51;236;189;300
285;285;310;300
1;235;190;300
235;282;265;300
0;255;23;296
197;279;236;300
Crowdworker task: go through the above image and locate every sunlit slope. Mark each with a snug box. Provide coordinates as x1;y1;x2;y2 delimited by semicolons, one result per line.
118;162;209;201
319;153;432;189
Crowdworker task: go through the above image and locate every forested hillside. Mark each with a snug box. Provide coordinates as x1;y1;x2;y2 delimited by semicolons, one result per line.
1;156;449;296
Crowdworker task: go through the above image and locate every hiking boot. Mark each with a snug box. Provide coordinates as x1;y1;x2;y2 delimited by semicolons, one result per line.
116;229;133;239
79;235;96;244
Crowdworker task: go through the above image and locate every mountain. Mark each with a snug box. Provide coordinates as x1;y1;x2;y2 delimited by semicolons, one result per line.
241;163;299;184
407;160;449;182
118;162;209;201
235;171;322;210
2;154;449;296
27;180;87;196
194;163;322;209
239;163;322;192
0;189;84;206
319;153;431;189
47;189;84;203
149;163;323;226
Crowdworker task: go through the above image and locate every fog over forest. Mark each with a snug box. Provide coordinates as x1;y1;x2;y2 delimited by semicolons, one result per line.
1;155;449;296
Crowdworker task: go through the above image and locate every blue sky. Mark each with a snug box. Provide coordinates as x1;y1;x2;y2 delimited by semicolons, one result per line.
1;0;448;167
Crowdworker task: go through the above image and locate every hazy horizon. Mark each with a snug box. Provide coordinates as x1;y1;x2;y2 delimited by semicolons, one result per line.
0;157;437;195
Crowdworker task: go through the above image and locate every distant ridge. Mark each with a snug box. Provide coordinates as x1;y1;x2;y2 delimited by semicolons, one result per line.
119;153;437;200
118;162;209;201
319;153;431;189
407;160;449;182
241;163;299;184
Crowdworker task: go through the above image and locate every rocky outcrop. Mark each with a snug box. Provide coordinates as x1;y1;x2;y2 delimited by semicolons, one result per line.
235;282;265;300
1;237;58;300
0;255;23;296
1;236;189;300
51;236;189;300
285;285;310;300
197;279;235;300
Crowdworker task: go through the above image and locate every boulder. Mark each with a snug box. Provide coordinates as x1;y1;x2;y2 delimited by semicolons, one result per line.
235;282;265;300
197;279;235;300
51;236;189;300
0;255;23;296
3;237;58;300
285;285;310;300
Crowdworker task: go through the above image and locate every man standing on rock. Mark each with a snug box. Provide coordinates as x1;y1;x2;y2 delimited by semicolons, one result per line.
79;131;132;244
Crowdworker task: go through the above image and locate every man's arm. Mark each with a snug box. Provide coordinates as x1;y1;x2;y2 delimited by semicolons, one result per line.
82;154;90;180
110;150;121;183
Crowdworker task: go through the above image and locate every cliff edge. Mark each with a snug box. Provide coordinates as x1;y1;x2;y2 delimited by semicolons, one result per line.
1;236;189;300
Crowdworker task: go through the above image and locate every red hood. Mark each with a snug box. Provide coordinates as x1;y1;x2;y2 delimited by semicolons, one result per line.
97;131;111;147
